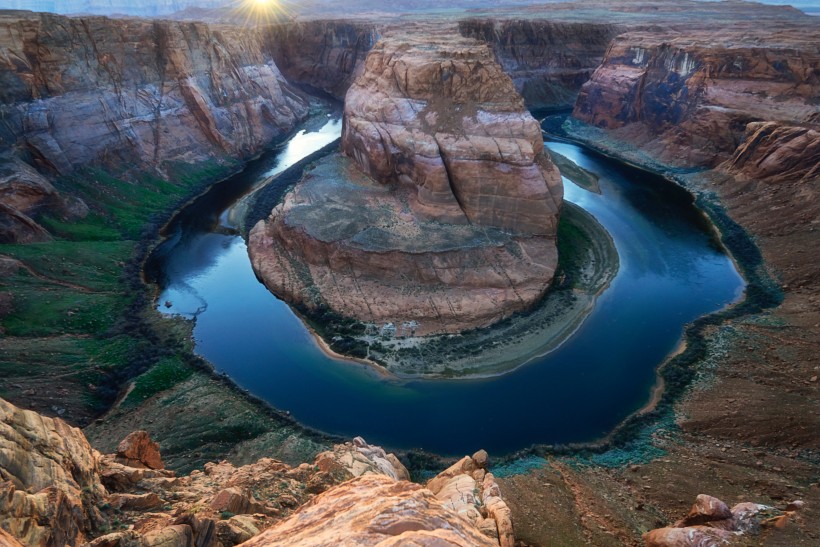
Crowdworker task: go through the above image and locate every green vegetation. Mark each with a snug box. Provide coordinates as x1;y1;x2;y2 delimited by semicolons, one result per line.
122;356;196;409
0;160;237;423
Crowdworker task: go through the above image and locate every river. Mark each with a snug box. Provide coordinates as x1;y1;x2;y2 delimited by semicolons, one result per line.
145;116;744;456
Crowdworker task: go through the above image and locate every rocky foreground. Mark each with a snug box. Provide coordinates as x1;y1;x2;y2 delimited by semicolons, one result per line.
0;396;803;547
249;32;563;336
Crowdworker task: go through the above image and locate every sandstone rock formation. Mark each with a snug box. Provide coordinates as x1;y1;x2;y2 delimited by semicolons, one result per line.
315;436;411;482
249;33;562;335
459;18;620;110
241;474;501;547
0;11;309;240
573;29;820;170
262;20;378;100
643;494;802;546
0;396;514;546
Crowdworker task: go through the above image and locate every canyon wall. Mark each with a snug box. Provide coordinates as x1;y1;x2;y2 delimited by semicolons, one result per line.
261;20;379;100
459;18;619;110
0;11;310;241
573;30;820;169
250;33;562;336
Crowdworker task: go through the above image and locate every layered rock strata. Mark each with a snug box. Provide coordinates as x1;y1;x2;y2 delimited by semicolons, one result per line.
573;29;820;169
249;34;562;335
459;19;620;110
261;20;379;100
0;11;309;241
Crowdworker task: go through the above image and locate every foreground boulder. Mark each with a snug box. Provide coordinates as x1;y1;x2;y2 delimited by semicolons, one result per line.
249;32;562;336
644;494;804;546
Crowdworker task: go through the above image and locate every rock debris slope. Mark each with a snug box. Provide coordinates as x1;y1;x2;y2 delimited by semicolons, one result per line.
249;33;562;335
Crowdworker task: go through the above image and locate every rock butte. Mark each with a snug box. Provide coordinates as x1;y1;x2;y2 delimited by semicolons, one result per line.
249;33;563;336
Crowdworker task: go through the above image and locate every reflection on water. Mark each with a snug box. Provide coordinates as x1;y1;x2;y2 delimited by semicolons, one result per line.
148;124;744;456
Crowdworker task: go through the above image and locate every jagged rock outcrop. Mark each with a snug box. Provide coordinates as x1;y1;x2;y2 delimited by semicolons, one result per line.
249;33;562;335
643;494;803;546
459;18;620;110
0;396;513;546
261;20;378;100
314;436;411;482
0;396;106;545
239;474;501;547
114;430;165;470
573;29;820;169
427;450;514;547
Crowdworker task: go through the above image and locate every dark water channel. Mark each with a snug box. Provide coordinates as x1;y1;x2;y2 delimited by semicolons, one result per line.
146;119;744;456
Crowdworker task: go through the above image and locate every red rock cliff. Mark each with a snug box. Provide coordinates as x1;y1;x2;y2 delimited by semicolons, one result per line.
573;29;820;168
459;18;620;110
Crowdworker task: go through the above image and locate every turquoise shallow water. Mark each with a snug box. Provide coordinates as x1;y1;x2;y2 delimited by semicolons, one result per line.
147;121;744;456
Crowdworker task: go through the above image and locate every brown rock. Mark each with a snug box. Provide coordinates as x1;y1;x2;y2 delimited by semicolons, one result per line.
0;528;23;547
723;122;820;184
215;515;260;545
249;31;562;336
459;19;620;110
86;531;144;547
108;492;163;511
261;21;377;99
239;474;499;547
116;430;164;470
473;449;489;468
209;487;267;516
643;526;734;547
676;494;732;526
314;437;410;482
573;28;819;170
141;524;193;547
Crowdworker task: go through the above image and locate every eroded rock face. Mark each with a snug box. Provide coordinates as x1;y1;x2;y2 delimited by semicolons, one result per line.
249;33;562;335
0;12;309;175
0;11;309;241
261;20;378;99
459;19;620;110
573;30;820;169
723;122;820;184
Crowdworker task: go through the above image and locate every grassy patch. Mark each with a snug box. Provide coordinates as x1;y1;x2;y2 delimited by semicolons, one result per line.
0;158;238;424
122;357;195;409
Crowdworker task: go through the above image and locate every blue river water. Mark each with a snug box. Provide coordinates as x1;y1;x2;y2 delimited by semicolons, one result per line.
148;120;744;456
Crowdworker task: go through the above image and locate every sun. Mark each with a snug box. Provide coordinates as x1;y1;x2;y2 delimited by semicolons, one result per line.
235;0;290;25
